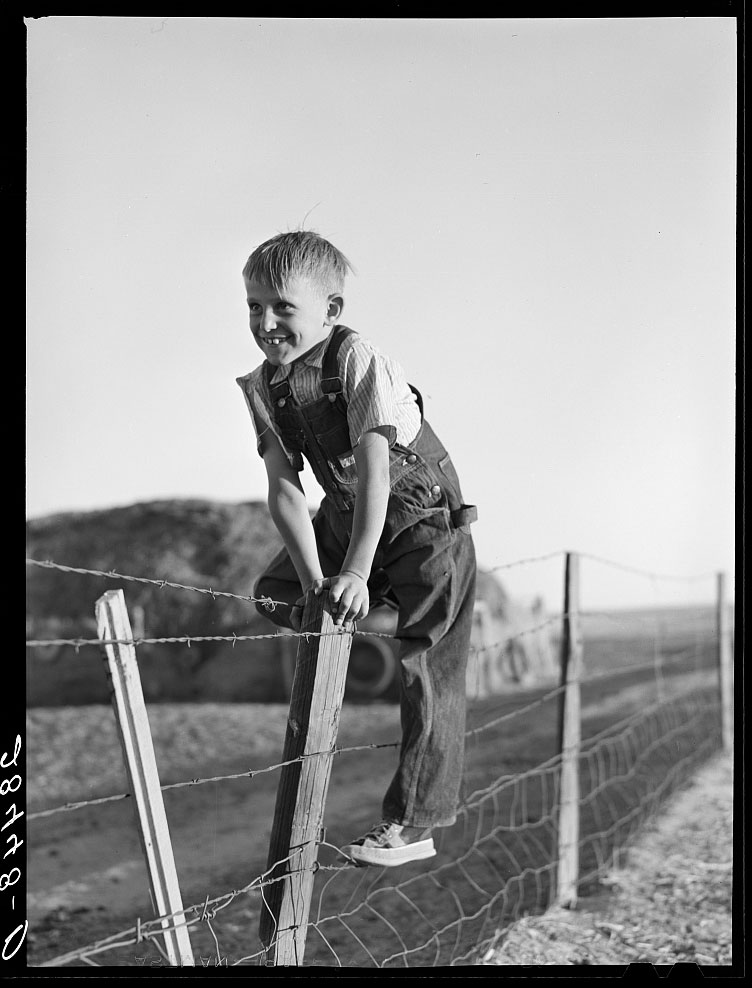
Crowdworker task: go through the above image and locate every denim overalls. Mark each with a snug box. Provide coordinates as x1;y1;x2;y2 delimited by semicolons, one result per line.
252;326;478;829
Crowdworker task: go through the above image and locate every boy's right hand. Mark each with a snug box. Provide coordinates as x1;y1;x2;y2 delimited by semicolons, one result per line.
292;573;369;629
313;572;369;627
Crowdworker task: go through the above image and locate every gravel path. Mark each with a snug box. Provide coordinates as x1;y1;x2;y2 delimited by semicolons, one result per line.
480;749;735;967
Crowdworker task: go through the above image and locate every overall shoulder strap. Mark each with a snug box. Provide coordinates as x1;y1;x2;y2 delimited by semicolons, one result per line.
409;384;424;421
263;361;292;405
321;325;356;397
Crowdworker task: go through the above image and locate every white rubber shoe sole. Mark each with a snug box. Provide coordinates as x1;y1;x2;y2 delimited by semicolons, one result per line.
343;836;436;867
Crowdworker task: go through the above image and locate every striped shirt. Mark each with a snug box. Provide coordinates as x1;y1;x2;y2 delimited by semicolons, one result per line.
236;328;422;471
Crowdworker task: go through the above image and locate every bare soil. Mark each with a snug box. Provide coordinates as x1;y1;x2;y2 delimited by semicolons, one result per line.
24;669;734;970
480;749;735;969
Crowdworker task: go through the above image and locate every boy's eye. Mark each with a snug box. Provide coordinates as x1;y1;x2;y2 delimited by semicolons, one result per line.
247;302;261;313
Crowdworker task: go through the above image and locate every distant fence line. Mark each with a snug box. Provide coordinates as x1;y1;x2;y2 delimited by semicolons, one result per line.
24;550;733;968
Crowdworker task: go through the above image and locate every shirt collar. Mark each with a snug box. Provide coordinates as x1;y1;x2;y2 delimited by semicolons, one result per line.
269;328;333;382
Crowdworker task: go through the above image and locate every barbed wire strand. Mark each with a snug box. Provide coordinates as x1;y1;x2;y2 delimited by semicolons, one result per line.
481;551;565;573
27;739;401;822
26;557;282;611
25;613;561;656
578;551;718;584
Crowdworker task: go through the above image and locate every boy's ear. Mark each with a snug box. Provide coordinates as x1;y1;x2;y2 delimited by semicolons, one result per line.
325;294;344;323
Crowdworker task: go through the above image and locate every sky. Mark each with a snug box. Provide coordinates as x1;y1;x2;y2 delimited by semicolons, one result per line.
25;16;738;612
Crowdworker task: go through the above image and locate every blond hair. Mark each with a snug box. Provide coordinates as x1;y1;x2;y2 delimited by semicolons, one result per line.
242;230;354;296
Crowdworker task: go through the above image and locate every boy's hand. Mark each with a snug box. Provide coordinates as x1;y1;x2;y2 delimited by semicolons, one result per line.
290;596;307;632
314;572;369;627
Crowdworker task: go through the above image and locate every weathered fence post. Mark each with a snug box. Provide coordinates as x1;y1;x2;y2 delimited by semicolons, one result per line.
555;551;583;909
96;589;194;967
259;591;353;966
716;571;733;752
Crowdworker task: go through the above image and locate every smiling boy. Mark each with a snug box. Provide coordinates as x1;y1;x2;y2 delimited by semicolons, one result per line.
236;231;477;867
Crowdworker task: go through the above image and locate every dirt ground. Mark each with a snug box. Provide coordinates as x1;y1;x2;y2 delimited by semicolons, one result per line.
480;749;735;969
24;683;736;970
24;701;408;966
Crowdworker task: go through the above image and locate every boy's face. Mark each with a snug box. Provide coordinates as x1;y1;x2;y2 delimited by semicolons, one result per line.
244;275;343;367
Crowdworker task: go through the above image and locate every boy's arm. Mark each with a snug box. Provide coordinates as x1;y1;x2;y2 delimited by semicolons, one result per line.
261;431;324;618
319;428;391;626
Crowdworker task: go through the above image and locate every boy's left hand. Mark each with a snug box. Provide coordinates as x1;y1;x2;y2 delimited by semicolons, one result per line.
314;572;370;627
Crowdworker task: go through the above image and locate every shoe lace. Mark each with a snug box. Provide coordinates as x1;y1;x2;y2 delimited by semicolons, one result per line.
365;820;398;841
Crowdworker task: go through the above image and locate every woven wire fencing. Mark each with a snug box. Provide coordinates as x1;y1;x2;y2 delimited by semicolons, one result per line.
24;552;730;968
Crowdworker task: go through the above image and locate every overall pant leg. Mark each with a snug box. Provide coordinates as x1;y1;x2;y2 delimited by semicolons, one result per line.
253;504;350;629
253;499;392;628
380;511;477;829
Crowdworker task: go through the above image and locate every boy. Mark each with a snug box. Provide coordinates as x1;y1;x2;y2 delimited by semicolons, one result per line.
236;231;477;867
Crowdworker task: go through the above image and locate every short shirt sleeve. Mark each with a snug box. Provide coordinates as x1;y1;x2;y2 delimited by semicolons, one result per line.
341;337;420;449
235;370;305;471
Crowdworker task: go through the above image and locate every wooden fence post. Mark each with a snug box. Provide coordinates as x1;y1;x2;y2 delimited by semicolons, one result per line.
259;591;353;966
555;552;583;909
716;572;733;752
96;589;194;967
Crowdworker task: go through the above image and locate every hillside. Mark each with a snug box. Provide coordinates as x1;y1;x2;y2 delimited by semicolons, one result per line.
26;499;289;705
26;498;540;707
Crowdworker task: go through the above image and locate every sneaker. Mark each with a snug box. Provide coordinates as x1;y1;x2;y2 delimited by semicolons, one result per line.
342;820;436;867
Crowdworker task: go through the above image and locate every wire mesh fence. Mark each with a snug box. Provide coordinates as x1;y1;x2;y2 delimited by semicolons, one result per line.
24;550;732;968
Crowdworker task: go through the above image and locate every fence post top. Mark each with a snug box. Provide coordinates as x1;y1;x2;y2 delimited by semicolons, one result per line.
96;587;126;607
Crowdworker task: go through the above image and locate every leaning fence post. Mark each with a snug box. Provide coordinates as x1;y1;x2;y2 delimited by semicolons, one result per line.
716;571;733;752
555;551;583;909
96;589;194;967
259;591;353;967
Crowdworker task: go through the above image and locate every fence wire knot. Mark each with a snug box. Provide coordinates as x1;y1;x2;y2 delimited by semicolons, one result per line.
199;894;212;922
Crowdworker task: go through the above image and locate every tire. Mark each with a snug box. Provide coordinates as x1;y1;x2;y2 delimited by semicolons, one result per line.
346;637;399;699
507;639;532;684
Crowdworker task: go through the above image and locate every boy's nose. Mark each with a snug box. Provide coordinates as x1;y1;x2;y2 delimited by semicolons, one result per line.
260;309;277;332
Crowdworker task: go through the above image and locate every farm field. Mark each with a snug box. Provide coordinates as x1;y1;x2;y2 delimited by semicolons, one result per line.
24;605;728;968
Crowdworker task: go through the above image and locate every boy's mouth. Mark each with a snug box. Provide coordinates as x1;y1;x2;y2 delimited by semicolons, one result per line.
259;336;288;347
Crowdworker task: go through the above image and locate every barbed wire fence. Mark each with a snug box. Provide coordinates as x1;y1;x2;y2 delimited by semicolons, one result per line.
24;549;734;968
